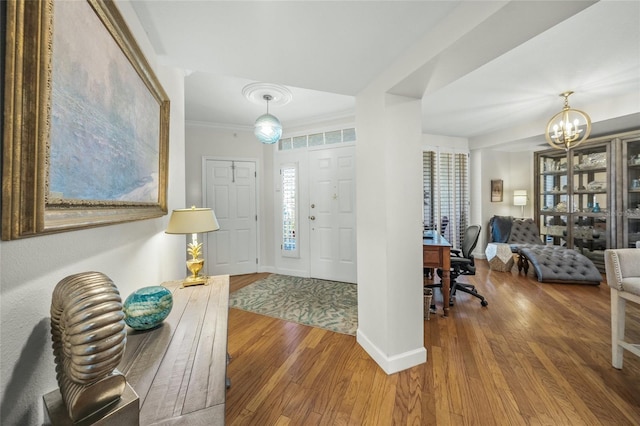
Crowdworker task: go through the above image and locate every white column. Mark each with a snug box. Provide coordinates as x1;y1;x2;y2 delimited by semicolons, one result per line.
355;89;426;374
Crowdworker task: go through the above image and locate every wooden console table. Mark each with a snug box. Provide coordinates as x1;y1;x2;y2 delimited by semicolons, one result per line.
118;275;230;425
423;234;451;316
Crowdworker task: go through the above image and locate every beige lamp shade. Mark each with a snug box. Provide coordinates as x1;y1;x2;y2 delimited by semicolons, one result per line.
513;190;528;206
165;207;220;234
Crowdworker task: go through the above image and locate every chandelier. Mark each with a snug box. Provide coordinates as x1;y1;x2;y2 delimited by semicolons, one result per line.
545;91;591;150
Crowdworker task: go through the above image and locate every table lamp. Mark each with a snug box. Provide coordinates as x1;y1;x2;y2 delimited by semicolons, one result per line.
513;190;528;217
166;206;220;287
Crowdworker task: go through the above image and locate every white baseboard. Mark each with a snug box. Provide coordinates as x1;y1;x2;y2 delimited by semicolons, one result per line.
356;329;427;374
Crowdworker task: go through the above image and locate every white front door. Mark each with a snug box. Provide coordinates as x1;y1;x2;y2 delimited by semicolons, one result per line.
204;159;258;276
309;146;357;283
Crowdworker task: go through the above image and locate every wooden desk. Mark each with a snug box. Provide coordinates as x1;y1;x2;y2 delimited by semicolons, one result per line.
423;234;451;316
118;275;230;425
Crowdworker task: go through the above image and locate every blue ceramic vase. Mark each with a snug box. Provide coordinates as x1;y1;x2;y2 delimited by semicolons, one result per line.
123;286;173;330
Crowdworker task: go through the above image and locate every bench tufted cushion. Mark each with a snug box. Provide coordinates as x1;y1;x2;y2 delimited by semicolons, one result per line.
508;218;544;246
518;244;602;285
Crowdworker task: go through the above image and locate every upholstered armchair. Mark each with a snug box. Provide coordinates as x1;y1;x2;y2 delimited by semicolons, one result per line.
604;249;640;369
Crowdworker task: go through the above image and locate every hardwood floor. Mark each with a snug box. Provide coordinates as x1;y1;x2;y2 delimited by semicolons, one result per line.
225;262;640;425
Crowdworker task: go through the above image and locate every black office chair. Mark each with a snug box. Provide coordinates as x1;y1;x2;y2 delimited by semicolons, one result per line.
426;224;488;307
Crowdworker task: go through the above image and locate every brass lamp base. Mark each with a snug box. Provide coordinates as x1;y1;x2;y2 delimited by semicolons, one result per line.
183;257;208;287
182;275;208;287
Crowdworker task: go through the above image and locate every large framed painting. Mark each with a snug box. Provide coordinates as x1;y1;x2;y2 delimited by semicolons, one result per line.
2;0;170;240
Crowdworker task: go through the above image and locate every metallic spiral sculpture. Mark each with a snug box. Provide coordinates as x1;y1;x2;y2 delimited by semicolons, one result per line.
50;272;127;421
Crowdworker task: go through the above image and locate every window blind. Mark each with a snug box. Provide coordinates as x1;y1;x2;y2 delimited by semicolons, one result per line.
423;150;469;249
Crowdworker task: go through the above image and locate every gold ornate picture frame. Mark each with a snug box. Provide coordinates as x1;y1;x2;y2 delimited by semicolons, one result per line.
2;0;170;240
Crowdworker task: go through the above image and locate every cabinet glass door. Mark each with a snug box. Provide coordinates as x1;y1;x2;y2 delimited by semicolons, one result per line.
625;137;640;248
571;145;609;270
538;152;568;245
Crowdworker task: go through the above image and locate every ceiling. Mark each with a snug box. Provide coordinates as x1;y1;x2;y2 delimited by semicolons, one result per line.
130;1;640;151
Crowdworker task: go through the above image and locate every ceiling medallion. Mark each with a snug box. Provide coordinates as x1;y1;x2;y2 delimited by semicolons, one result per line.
243;83;292;144
242;82;292;107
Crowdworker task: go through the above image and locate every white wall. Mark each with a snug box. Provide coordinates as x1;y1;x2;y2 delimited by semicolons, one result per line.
0;3;186;424
471;149;533;256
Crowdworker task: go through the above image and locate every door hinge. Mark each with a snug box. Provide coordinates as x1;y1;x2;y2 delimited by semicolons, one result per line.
256;258;258;265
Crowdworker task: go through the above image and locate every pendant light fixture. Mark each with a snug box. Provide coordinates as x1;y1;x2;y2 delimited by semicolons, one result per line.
545;91;592;150
254;94;282;144
242;83;292;145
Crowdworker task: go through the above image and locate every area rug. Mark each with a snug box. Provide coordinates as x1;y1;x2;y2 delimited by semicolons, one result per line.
229;274;357;335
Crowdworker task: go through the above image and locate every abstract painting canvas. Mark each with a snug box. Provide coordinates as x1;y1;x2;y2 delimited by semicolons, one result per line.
49;0;161;203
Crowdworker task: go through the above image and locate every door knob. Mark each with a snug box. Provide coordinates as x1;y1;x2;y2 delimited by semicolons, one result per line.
309;216;316;220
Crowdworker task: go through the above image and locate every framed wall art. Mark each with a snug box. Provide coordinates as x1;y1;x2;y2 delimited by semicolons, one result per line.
2;0;170;240
491;179;503;202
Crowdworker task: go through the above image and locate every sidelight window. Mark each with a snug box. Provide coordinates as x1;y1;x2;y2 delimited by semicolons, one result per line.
281;164;299;257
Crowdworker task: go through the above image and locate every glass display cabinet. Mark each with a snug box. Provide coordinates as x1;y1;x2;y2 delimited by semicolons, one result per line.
535;140;614;272
535;130;640;272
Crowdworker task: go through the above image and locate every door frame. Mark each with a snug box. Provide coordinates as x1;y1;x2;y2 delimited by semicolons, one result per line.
273;143;356;279
201;156;262;274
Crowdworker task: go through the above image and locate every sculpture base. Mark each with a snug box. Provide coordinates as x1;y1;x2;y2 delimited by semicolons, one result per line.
182;275;209;287
43;382;139;426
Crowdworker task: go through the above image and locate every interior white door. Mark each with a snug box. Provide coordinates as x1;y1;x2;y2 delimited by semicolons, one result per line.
309;146;357;283
204;159;257;276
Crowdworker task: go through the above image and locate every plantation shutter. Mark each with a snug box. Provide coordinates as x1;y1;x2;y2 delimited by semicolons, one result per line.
423;152;436;232
423;150;469;249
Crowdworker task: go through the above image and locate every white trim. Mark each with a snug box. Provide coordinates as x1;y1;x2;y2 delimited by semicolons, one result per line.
274;150;311;277
282;115;356;138
357;329;427;375
188;120;252;132
185;111;355;134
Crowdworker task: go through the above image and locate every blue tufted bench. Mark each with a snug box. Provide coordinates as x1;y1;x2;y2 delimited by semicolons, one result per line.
489;216;603;285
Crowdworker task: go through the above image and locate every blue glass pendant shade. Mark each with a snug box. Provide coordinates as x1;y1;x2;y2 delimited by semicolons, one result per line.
254;113;282;144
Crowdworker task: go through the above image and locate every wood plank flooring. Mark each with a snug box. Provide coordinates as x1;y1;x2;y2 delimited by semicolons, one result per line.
225;262;640;425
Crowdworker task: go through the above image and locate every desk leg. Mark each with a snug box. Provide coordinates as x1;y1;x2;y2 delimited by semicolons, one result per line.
442;246;451;316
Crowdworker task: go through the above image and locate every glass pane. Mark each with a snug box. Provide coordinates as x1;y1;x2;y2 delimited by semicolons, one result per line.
282;166;297;255
292;136;307;149
308;133;324;147
627;138;640;247
279;138;292;151
343;128;356;142
572;213;607;271
325;130;342;144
